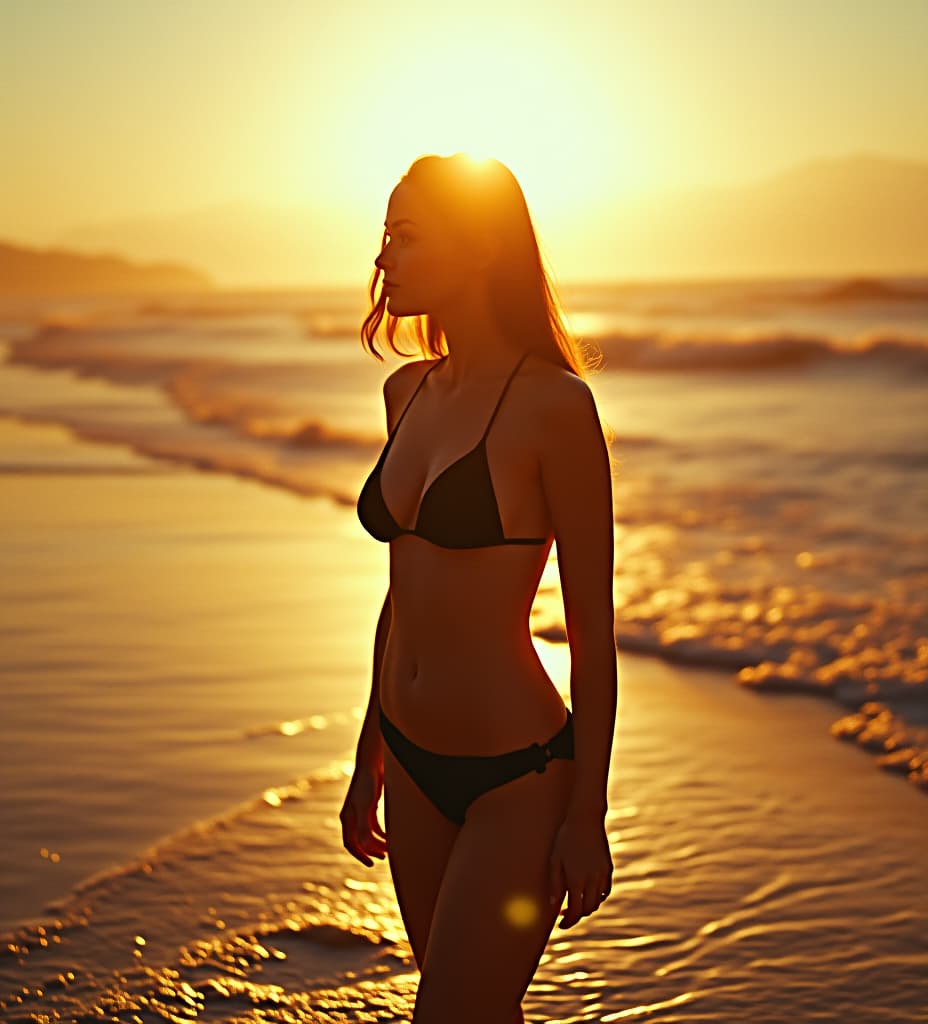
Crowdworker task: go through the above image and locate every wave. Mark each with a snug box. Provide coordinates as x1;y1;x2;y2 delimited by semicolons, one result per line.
594;328;928;372
7;319;209;388
534;561;928;793
15;308;928;382
164;363;381;450
0;409;362;507
5;328;384;455
569;275;928;316
536;616;928;794
0;461;174;475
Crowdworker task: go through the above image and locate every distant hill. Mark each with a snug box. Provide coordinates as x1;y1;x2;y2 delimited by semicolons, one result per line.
804;275;928;304
0;240;214;297
53;198;372;291
562;151;928;282
36;151;928;287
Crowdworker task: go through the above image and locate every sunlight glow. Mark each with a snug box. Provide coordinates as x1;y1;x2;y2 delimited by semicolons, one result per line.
502;893;541;929
333;20;640;220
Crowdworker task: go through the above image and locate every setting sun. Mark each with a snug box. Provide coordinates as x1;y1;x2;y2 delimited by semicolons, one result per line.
329;21;640;222
3;1;926;287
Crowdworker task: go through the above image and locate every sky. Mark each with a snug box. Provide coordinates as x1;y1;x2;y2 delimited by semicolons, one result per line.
2;0;927;284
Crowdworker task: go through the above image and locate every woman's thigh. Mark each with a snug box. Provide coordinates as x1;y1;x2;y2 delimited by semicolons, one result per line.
413;758;575;1024
382;746;460;969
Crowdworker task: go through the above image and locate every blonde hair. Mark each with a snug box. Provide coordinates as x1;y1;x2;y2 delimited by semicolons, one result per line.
361;153;599;379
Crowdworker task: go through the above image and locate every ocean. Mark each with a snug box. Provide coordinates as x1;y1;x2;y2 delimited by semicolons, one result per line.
1;275;926;1021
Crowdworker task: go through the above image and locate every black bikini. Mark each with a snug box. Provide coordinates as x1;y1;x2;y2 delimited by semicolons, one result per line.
356;352;574;825
357;352;548;548
379;707;573;826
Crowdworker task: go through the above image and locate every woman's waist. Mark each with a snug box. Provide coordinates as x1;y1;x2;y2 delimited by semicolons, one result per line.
386;576;536;626
378;645;565;753
383;623;536;675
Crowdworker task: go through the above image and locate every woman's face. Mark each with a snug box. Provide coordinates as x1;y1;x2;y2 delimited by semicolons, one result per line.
375;182;475;318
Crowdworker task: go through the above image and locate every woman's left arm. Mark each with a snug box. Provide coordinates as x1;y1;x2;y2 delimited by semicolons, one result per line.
539;372;617;929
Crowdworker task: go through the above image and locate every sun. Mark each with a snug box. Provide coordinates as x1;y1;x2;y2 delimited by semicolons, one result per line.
331;19;638;226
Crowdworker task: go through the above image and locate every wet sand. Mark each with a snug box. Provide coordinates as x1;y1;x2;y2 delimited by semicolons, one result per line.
1;417;926;1022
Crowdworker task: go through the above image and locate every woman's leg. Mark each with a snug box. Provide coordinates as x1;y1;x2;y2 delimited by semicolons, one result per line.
382;745;461;969
412;758;575;1024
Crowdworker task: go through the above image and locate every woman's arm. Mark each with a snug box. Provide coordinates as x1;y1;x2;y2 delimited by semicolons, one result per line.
341;365;412;865
354;589;392;772
539;372;617;925
352;360;409;775
340;588;391;867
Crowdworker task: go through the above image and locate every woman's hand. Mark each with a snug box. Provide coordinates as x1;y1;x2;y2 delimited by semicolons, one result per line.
339;760;387;867
547;815;613;928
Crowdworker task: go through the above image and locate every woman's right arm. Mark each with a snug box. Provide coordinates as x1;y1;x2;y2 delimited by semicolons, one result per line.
339;365;409;866
355;588;392;772
339;588;391;867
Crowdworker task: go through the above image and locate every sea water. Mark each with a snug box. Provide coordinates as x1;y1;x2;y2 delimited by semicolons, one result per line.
1;276;926;1021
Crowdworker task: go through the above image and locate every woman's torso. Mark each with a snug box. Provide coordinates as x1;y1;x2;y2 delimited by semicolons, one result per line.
380;540;566;753
360;353;569;753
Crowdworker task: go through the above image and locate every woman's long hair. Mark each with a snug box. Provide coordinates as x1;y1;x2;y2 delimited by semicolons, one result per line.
361;153;597;379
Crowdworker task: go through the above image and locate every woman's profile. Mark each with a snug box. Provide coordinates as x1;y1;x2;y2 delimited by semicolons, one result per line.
341;152;617;1023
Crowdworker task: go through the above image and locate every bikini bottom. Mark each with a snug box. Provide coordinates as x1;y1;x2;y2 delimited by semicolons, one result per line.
379;706;574;826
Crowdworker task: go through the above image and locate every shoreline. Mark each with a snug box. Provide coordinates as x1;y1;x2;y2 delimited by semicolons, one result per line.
3;303;926;787
2;416;926;1020
4;399;925;797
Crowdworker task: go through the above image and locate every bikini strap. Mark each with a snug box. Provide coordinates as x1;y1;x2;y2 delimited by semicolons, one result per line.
482;352;529;439
387;357;446;439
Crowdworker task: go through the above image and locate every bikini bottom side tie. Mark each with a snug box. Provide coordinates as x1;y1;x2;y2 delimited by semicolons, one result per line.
379;708;574;826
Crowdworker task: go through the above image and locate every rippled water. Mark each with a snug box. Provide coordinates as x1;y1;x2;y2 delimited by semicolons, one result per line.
1;278;926;1021
3;283;926;762
2;656;925;1022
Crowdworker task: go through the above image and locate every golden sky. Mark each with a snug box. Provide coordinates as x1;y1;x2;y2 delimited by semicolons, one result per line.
3;0;927;285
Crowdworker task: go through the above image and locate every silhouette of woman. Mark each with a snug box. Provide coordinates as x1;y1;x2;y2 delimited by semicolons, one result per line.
341;153;617;1023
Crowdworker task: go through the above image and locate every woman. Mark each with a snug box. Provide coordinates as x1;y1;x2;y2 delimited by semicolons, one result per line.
341;153;617;1024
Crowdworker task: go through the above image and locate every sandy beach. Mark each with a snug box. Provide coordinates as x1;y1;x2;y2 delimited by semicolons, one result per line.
1;416;925;1023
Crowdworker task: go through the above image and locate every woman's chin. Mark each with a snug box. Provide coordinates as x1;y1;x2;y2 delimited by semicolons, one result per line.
386;294;414;315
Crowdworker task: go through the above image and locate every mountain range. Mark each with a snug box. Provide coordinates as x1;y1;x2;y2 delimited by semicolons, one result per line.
3;152;926;292
0;242;213;298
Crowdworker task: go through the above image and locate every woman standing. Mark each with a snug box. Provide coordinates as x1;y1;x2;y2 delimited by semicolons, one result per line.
342;153;617;1023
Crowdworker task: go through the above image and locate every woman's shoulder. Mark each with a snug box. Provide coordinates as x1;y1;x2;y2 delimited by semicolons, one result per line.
519;356;609;462
521;353;597;425
381;357;441;428
384;356;436;390
383;356;437;401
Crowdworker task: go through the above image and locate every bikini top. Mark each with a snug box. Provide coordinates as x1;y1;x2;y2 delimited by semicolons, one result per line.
357;353;548;549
